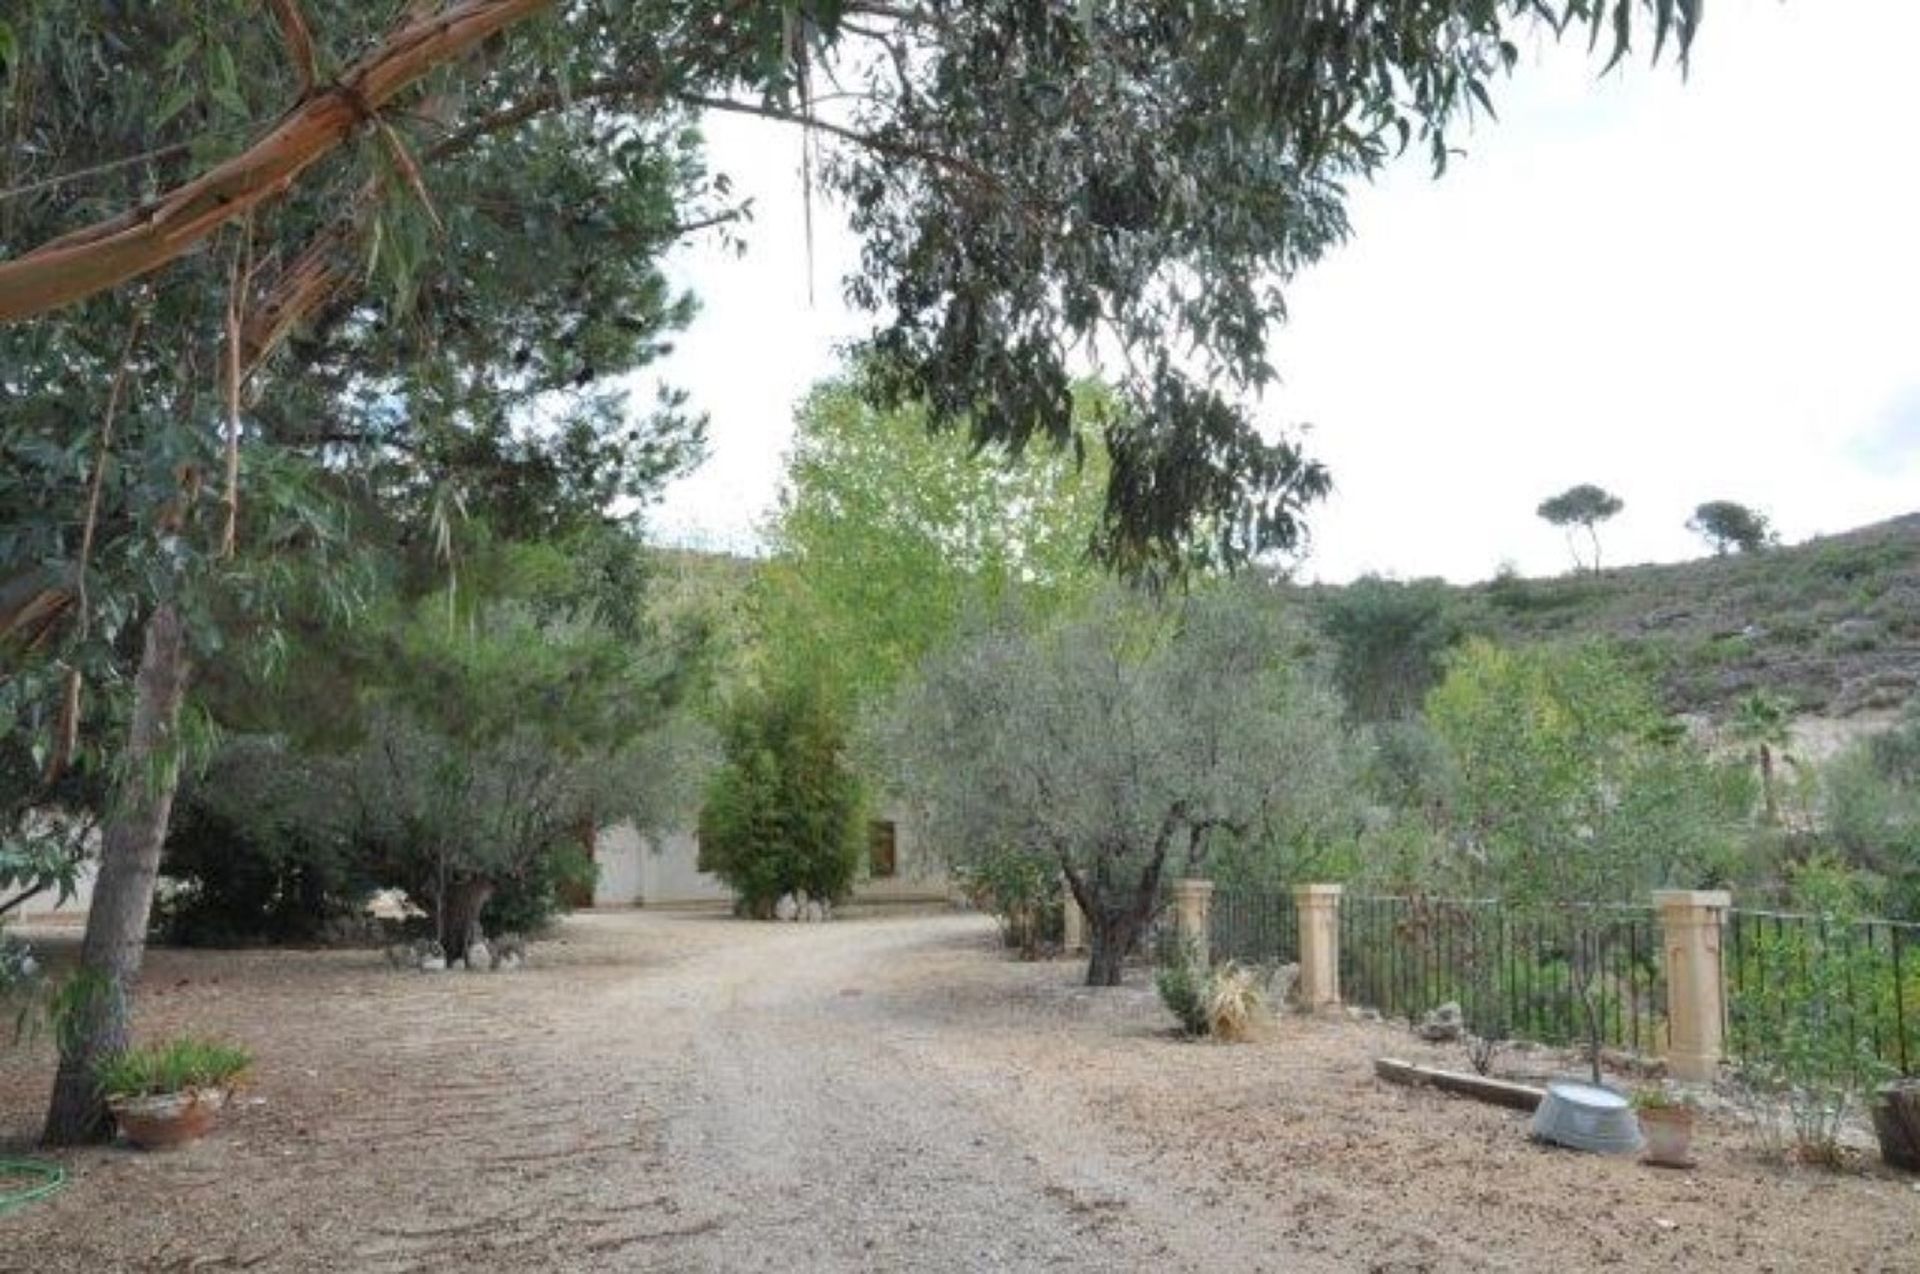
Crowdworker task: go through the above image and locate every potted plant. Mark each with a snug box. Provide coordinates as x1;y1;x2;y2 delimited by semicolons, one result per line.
1631;1087;1698;1169
96;1036;252;1150
1870;1078;1920;1172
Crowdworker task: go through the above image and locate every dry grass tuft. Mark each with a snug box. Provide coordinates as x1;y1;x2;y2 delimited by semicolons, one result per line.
1203;963;1269;1042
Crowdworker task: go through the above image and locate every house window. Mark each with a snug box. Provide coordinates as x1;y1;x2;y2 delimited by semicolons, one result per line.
868;820;898;879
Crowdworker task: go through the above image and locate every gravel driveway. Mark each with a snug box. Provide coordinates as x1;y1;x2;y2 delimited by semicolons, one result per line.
2;908;1914;1272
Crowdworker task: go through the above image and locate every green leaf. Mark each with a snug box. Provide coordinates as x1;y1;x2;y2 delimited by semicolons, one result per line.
155;84;197;128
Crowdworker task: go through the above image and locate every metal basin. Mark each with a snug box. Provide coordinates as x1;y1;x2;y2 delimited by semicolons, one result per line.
1530;1081;1644;1156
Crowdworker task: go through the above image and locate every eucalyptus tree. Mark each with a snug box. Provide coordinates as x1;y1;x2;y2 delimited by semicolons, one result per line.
2;1;1707;576
1;4;720;1142
880;583;1350;985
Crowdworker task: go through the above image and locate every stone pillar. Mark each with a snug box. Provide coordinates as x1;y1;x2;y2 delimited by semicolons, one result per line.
1169;878;1215;965
1655;889;1732;1083
1294;884;1344;1009
1061;876;1087;953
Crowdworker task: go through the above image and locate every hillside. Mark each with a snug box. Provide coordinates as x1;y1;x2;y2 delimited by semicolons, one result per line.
1444;513;1920;721
645;515;1920;726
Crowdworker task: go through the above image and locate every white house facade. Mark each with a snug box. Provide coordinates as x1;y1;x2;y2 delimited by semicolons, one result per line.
591;808;951;908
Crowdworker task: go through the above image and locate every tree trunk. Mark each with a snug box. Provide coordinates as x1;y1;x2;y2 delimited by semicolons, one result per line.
441;878;494;965
1085;902;1151;987
1759;743;1778;825
43;604;190;1145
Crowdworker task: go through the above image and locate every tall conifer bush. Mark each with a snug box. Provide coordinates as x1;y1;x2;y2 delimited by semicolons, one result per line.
698;678;864;917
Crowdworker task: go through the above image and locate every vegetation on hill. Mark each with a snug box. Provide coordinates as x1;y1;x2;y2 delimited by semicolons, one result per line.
1305;513;1920;722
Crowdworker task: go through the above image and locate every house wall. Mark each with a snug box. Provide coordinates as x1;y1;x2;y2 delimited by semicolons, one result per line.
592;807;951;908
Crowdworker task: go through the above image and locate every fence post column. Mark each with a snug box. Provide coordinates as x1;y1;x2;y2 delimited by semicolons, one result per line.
1061;875;1087;953
1654;889;1732;1083
1170;878;1215;965
1294;884;1343;1009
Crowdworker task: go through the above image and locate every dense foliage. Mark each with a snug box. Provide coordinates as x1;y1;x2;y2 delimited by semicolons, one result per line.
1824;707;1920;921
1314;576;1463;723
1423;640;1742;1078
757;374;1106;707
880;582;1351;984
1689;501;1775;556
697;675;865;917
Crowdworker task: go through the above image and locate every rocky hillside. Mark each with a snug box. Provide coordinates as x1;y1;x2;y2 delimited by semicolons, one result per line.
1449;513;1920;722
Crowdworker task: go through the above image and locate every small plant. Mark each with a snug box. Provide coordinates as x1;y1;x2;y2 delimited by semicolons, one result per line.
1203;963;1267;1042
94;1037;252;1101
1155;941;1267;1041
1630;1086;1695;1112
1155;940;1210;1036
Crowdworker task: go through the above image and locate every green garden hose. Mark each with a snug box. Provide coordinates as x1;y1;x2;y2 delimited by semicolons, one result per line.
0;1159;65;1215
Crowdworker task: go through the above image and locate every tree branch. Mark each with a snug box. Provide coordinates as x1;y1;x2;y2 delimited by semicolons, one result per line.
0;0;558;322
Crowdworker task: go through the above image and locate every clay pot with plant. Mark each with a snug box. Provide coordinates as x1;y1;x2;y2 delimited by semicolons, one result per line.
1631;1088;1698;1168
96;1036;252;1150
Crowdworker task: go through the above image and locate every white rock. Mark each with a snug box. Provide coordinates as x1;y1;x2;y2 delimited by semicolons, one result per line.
419;956;447;972
465;940;491;970
803;900;825;923
774;893;799;922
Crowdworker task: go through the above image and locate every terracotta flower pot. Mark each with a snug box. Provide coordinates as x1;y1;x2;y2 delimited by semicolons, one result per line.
1637;1105;1696;1169
108;1087;229;1151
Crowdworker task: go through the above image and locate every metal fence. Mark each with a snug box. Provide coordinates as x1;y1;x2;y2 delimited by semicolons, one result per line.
1336;895;1665;1055
1726;909;1919;1077
1209;886;1300;965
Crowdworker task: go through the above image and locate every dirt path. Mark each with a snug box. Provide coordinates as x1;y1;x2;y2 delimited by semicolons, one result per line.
2;909;1915;1272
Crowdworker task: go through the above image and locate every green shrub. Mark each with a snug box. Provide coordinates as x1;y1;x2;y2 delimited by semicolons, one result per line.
95;1036;252;1100
697;675;864;916
1155;940;1211;1036
483;837;596;937
1155;940;1268;1041
960;848;1060;956
159;748;377;946
1729;858;1897;1165
1314;575;1462;722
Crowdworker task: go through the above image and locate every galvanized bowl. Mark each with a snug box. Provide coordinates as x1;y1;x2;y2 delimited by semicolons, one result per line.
1530;1081;1644;1156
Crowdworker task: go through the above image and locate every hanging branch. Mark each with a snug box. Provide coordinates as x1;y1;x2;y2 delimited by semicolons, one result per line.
221;221;256;559
49;305;150;786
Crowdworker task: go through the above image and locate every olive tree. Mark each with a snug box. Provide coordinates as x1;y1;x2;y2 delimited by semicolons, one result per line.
878;583;1350;986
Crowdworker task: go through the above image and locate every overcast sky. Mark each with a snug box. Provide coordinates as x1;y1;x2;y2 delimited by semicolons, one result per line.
644;1;1920;584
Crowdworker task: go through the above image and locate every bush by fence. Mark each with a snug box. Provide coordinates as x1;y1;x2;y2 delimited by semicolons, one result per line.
1205;884;1919;1078
1728;909;1917;1078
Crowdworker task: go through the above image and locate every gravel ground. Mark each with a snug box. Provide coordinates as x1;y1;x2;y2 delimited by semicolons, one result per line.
1;908;1915;1272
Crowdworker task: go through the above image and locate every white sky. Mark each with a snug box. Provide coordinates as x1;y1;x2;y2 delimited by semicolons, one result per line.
645;0;1920;583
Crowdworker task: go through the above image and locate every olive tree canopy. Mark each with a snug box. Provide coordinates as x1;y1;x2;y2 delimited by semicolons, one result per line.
876;583;1351;985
